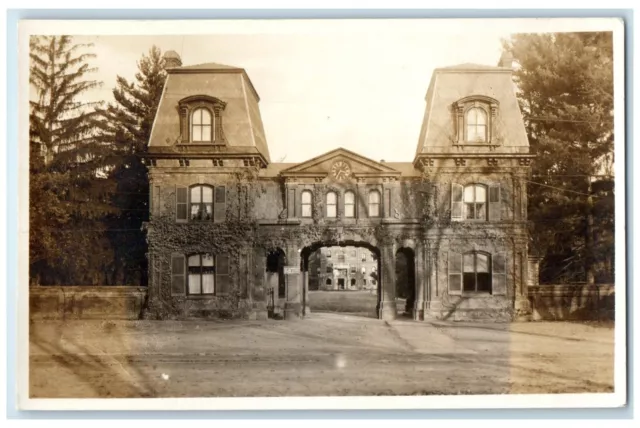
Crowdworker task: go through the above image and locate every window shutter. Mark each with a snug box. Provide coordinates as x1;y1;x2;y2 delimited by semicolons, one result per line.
216;254;231;296
171;253;186;295
214;186;226;223
448;251;462;295
488;183;501;221
451;183;463;221
492;252;507;295
287;188;296;218
176;186;188;222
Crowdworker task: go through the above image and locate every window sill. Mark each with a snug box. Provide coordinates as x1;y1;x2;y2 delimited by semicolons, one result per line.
450;292;494;298
186;295;218;300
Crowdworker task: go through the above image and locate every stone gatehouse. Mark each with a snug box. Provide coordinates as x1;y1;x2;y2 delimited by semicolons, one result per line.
144;51;534;321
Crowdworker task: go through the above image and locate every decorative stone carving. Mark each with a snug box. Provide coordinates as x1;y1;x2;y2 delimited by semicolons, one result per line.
487;158;499;167
454;158;467;167
519;158;532;166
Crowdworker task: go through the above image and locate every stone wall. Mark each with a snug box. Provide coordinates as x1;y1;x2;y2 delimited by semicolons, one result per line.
528;284;615;321
29;286;147;320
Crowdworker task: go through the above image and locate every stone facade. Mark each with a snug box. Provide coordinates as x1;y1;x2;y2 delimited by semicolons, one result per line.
144;53;534;321
308;246;378;291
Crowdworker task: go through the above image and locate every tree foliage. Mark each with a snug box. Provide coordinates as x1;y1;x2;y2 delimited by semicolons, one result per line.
503;32;615;283
29;36;116;284
97;46;167;285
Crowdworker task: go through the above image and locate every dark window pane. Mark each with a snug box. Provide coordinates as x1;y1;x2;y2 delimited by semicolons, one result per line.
465;203;475;219
477;273;491;292
176;187;188;203
463;272;476;292
452;184;463;202
215;186;226;203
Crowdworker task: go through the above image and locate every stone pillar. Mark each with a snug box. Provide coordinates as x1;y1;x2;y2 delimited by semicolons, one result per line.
284;246;303;320
424;246;443;319
413;242;425;321
303;265;311;315
378;242;397;321
250;246;268;320
527;256;542;288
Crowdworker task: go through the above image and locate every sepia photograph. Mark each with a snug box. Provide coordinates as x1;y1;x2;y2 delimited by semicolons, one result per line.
17;17;625;410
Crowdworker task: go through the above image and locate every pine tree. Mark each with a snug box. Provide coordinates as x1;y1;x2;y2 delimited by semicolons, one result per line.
503;32;614;283
98;46;167;285
29;35;118;285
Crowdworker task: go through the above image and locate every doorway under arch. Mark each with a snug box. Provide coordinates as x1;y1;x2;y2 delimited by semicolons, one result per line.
396;247;416;317
301;240;381;318
266;248;285;318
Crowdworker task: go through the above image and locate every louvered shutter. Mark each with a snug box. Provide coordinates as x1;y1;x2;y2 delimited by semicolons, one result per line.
216;254;231;296
451;183;463;221
492;252;507;295
171;253;186;295
176;186;188;222
488;183;501;221
214;186;226;223
448;251;462;295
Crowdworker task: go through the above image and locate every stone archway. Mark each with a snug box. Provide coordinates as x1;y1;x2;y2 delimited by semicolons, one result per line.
299;239;395;320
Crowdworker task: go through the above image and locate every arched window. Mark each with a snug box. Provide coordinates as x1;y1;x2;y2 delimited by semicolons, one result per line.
190;185;213;221
463;252;491;293
466;107;487;142
344;191;355;218
326;191;337;218
368;190;381;217
463;184;487;220
350;278;356;286
191;108;213;142
326;278;332;285
301;190;313;218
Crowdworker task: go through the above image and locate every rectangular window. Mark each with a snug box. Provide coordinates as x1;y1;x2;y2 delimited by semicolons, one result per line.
350;266;356;274
361;253;366;262
326;265;333;273
287;189;296;218
187;253;215;295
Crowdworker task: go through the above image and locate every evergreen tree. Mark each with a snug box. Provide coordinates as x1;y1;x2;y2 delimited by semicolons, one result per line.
98;46;167;285
29;35;116;285
503;32;614;283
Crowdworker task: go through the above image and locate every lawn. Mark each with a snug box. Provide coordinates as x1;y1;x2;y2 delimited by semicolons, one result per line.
29;310;614;398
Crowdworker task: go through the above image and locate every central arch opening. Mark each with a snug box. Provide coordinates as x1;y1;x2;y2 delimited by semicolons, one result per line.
302;241;381;319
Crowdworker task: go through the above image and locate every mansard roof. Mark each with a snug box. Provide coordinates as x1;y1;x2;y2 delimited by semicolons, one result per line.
148;61;270;162
414;62;530;158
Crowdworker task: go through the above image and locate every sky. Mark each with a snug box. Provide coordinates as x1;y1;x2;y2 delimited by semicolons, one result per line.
67;25;514;163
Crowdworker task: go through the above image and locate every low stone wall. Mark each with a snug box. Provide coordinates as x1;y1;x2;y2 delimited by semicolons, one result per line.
528;284;614;321
29;286;148;320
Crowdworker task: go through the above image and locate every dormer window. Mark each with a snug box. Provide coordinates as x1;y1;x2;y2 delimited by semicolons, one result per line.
466;107;487;142
191;108;213;142
178;95;227;144
453;96;499;145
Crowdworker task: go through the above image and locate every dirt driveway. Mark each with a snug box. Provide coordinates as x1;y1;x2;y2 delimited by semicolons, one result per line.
29;313;614;398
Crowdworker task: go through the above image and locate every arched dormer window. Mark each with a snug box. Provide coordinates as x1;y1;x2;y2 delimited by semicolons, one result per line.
453;96;499;145
466;107;487;142
191;108;213;142
178;95;227;144
326;191;337;218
